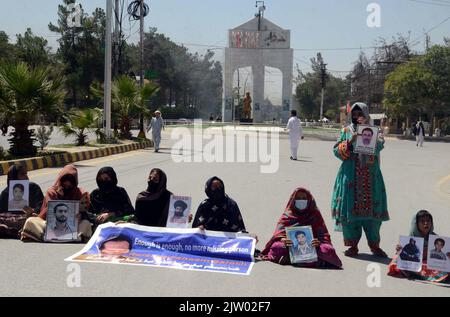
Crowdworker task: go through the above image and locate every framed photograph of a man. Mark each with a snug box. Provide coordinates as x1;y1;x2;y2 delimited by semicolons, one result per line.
427;235;450;272
166;195;191;228
44;200;80;242
397;235;424;272
354;125;379;155
8;180;30;212
286;226;317;264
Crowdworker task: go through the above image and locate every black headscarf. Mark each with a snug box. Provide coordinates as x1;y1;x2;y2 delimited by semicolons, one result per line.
7;164;27;185
192;176;246;233
204;176;227;204
134;168;172;227
96;166;118;188
89;167;134;218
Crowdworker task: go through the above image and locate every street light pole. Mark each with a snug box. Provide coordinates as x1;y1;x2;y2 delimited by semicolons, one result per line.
114;0;120;76
139;0;144;90
319;62;327;120
138;0;145;137
103;0;113;139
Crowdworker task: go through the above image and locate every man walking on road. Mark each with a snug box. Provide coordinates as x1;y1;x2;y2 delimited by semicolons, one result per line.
286;110;304;161
413;121;425;147
147;110;164;153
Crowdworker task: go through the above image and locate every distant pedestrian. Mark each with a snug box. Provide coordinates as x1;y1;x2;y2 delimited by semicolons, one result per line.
414;121;425;147
147;110;164;152
285;110;304;161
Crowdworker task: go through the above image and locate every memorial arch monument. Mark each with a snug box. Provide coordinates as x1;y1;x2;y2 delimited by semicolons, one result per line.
222;12;294;123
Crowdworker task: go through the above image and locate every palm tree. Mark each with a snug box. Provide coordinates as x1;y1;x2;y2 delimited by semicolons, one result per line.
0;62;65;157
60;108;103;146
91;76;159;139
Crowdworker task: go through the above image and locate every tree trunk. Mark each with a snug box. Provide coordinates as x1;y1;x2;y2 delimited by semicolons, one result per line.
8;120;37;157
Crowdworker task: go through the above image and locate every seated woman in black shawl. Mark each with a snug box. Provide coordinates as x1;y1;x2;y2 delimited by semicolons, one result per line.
0;164;44;238
134;168;173;227
192;176;246;233
88;167;134;226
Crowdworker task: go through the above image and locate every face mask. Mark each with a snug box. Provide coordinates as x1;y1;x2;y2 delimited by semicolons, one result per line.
98;180;115;192
210;187;225;202
62;187;74;195
147;181;159;193
294;200;308;211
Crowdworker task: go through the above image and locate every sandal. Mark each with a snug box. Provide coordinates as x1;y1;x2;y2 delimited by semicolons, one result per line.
371;247;388;258
344;247;359;257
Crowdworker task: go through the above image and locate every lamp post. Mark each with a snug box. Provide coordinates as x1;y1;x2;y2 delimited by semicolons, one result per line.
103;0;113;139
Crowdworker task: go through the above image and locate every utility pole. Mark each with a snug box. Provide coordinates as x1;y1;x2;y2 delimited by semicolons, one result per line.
114;0;120;76
320;62;327;120
255;1;265;31
235;68;240;122
139;0;144;90
138;0;145;137
103;0;113;139
425;33;431;52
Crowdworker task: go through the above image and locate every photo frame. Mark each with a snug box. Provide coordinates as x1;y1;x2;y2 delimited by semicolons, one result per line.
44;200;80;242
286;226;317;264
8;180;30;212
166;195;192;229
354;125;379;155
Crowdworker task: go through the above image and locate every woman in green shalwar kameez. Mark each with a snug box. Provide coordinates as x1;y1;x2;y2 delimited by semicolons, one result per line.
331;103;389;257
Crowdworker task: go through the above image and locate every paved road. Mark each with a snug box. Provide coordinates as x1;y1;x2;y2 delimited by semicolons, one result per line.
1;128;449;296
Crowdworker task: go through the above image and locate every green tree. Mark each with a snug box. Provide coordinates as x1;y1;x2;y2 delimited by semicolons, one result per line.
384;45;450;133
0;62;65;157
295;53;349;120
15;28;52;68
91;76;159;139
0;31;16;63
60;108;103;146
36;125;54;151
49;1;106;108
135;28;222;118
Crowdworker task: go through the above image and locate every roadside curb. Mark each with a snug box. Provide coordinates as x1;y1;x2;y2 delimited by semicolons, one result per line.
0;140;153;176
386;135;450;143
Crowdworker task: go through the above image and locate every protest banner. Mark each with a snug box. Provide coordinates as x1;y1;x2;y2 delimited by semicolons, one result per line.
66;223;256;275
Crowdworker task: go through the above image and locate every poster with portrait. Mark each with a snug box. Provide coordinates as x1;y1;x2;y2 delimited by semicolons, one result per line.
166;195;192;229
427;235;450;272
66;223;256;275
8;180;30;212
397;235;424;272
44;200;80;242
286;226;317;264
354;125;379;155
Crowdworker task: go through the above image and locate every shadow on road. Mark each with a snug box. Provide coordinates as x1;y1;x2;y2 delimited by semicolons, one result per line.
346;253;392;265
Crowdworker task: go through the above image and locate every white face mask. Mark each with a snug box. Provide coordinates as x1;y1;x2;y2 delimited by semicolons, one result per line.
294;200;308;211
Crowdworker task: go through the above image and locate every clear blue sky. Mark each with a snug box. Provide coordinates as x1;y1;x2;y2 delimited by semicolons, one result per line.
1;0;449;102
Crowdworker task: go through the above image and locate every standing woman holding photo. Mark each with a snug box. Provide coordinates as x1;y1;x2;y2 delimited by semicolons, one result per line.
331;102;389;257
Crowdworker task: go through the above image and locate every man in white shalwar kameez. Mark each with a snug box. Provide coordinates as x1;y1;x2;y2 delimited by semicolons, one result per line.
147;110;164;152
415;121;425;147
286;110;304;160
